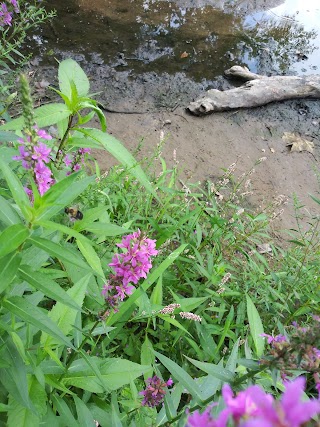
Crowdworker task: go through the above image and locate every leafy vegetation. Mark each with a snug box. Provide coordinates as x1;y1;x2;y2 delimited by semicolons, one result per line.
0;7;319;426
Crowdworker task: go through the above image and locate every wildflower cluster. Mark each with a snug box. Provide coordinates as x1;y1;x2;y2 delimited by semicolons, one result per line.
260;317;320;390
101;230;158;312
64;148;91;175
140;376;173;408
186;377;320;427
0;0;19;27
13;126;54;196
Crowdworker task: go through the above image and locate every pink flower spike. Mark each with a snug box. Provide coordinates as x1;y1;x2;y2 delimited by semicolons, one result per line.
0;3;12;26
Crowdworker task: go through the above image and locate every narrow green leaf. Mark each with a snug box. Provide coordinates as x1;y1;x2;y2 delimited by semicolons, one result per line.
51;395;78;427
0;338;33;412
179;297;208;312
0;224;29;258
150;276;163;306
18;265;82;311
226;338;240;373
185;356;235;383
3;296;75;349
62;358;148;393
36;220;92;246
141;336;154;380
77;222;128;237
310;194;320;205
0;158;31;219
76;239;104;278
74;396;96;427
77;128;157;198
0;104;71;130
0;195;22;225
0;252;21;293
154;351;203;403
246;295;265;357
35;174;95;222
41;274;90;349
27;236;91;271
212;306;234;359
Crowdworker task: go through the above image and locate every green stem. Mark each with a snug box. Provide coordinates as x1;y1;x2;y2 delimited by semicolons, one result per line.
57;318;100;383
54;115;74;164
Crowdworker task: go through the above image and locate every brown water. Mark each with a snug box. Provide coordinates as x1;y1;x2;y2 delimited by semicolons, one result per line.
34;0;320;81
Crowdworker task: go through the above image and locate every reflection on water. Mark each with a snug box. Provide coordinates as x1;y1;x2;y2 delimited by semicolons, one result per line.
37;0;320;80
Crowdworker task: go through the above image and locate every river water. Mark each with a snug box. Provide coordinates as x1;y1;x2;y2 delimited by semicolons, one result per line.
29;0;320;112
35;0;320;80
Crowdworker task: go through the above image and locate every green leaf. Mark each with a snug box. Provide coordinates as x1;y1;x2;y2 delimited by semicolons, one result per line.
0;130;19;142
76;101;107;132
246;295;265;357
150;276;163;306
0;252;21;293
141;336;154;380
226;338;240;373
77;222;128;236
3;296;75;349
67;136;102;150
7;376;47;427
0;338;33;412
0;224;29;258
76;239;104;278
0;195;22;225
27;236;91;271
77;128;157;198
293;306;311;317
179;297;208;312
51;395;78;427
41;274;90;349
154;351;203;403
0;104;71;130
59;59;90;99
310;194;320;205
185;356;235;382
74;396;96;427
18;265;82;311
36;220;94;249
0;157;31;219
35;174;95;222
62;358;148;393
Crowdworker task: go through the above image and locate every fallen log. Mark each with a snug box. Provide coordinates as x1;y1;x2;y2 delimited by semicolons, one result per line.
187;66;320;115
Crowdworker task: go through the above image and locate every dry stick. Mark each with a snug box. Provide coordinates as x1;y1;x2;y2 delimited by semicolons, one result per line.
187;65;320;116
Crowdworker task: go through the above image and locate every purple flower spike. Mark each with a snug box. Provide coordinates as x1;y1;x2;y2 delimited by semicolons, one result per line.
140;376;173;408
0;3;13;26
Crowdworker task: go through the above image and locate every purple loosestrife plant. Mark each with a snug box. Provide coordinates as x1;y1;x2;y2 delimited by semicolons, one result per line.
260;317;320;390
101;230;158;314
140;376;173;408
186;377;320;427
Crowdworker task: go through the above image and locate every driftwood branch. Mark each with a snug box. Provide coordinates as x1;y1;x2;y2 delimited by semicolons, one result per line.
187;66;320;115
